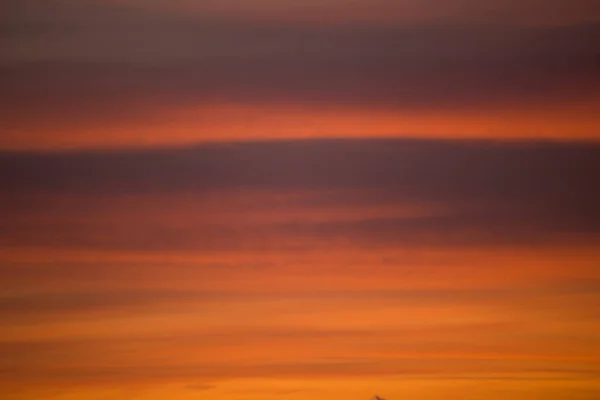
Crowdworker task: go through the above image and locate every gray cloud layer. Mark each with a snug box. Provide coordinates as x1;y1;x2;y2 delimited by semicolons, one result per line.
1;139;598;250
1;0;599;129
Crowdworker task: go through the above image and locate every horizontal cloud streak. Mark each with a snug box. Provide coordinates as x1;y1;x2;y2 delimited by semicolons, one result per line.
1;139;598;250
2;0;599;145
2;21;598;107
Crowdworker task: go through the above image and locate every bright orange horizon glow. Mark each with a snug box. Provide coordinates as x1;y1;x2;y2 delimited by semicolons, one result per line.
2;186;600;399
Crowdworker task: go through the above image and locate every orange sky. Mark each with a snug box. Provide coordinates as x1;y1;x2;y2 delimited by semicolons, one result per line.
2;242;600;400
2;178;600;399
2;99;600;150
1;1;599;399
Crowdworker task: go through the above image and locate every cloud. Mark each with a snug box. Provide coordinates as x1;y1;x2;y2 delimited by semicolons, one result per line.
0;139;598;250
1;0;598;134
1;351;595;386
185;383;216;392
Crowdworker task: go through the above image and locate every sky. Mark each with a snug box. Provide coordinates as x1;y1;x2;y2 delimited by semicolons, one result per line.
1;1;599;400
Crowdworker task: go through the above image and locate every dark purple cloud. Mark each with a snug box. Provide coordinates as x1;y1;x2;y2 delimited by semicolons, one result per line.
1;0;599;129
0;139;598;250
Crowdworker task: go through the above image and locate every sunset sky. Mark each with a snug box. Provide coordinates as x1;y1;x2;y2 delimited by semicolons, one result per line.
1;1;600;399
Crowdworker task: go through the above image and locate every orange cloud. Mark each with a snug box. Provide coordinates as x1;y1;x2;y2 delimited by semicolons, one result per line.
2;101;599;150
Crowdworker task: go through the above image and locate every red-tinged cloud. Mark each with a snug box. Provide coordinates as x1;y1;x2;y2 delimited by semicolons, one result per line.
1;0;599;147
0;139;598;252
